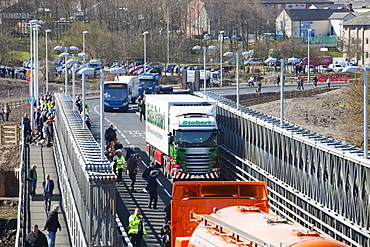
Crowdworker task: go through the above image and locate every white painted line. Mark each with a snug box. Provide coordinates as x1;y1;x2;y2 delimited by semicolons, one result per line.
164;189;172;198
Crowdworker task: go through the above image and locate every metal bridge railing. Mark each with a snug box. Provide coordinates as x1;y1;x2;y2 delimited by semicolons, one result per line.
53;93;116;247
199;91;370;247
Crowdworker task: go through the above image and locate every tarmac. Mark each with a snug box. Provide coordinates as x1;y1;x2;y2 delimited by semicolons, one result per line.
27;144;71;246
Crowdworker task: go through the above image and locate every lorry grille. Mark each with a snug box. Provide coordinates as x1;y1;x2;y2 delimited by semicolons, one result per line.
181;148;216;174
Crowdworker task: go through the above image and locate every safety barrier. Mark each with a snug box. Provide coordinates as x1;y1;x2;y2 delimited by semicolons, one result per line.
318;75;349;82
199;91;370;247
0;125;20;145
53;93;116;247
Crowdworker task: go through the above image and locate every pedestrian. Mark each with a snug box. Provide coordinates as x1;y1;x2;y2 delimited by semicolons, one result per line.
142;162;155;193
137;96;146;121
42;174;54;214
145;169;160;209
104;124;117;143
25;224;48;247
42;204;61;247
28;165;37;196
111;149;125;183
255;81;262;93
276;75;280;85
4;102;11;121
113;138;123;150
0;102;4;121
128;208;147;247
300;77;304;90
126;153;140;192
313;76;318;87
297;76;302;90
85;115;93;130
42;120;52;147
22;113;32;143
327;77;331;88
125;145;136;161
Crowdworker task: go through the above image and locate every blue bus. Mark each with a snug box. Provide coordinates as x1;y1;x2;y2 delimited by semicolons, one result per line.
104;82;130;112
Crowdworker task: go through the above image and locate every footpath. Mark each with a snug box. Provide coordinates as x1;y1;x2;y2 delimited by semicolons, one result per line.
27;144;71;246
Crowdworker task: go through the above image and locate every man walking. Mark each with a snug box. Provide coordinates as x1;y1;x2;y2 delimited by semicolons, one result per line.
145;169;160;209
42;174;55;214
126;153;140;192
28;165;37;196
25;224;48;247
42;204;61;247
105;124;117;143
128;208;147;247
137;96;146;121
111;149;125;183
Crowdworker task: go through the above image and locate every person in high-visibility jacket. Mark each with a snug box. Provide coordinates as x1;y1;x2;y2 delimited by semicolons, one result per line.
111;149;125;183
128;208;147;246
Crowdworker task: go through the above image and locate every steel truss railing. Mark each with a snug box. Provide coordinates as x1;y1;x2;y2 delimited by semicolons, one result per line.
53;93;116;247
199;92;370;247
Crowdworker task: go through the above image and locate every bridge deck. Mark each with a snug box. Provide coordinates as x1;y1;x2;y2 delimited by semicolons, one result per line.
28;144;71;246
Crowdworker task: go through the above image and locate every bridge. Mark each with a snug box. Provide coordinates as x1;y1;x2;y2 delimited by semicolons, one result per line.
15;90;369;246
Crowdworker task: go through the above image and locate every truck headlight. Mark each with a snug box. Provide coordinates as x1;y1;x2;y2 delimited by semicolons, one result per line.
174;168;183;172
212;168;220;172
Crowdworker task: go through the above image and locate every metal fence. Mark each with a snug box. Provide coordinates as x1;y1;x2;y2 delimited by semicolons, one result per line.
53;93;116;247
198;91;370;247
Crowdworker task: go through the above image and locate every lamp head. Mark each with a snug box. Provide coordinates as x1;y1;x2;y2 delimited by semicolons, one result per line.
78;52;88;58
143;31;149;35
223;51;234;57
83;31;89;34
220;30;225;34
78;68;95;75
69;46;79;51
59;52;69;58
192;45;201;50
29;20;39;24
45;30;52;33
54;46;63;51
208;46;218;50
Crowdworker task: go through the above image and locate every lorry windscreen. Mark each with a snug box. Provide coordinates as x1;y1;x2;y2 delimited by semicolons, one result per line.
139;79;159;87
176;131;217;146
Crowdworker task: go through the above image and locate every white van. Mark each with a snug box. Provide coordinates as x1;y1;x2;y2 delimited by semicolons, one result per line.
329;64;344;72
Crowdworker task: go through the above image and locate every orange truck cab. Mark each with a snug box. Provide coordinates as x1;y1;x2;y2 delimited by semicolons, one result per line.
165;181;348;247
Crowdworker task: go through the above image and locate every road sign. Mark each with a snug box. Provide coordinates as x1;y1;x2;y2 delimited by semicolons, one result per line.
28;96;36;104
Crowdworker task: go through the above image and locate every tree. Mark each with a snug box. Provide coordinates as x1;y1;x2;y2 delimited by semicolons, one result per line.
0;30;16;64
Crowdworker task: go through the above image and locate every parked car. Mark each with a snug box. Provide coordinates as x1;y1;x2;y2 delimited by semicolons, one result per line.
244;58;263;66
329;64;344;72
342;66;362;73
318;65;333;73
165;64;177;72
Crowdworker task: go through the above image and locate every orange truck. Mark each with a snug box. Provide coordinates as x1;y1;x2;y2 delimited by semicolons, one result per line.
163;181;348;247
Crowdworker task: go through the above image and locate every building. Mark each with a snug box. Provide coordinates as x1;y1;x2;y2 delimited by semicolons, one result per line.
276;8;352;39
261;0;335;10
342;11;370;65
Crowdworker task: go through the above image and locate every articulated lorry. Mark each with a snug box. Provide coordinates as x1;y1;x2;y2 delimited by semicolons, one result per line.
185;70;221;88
138;73;173;95
162;181;349;247
145;95;220;180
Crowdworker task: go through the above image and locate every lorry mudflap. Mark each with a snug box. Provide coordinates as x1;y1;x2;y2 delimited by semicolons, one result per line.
172;170;220;180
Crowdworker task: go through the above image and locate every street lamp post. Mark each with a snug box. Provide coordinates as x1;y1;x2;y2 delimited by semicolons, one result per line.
143;31;149;71
54;45;79;94
33;23;44;107
224;51;250;110
45;30;52;93
220;31;225;87
307;29;312;84
280;59;285;127
193;45;218;94
364;67;369;158
82;31;89;62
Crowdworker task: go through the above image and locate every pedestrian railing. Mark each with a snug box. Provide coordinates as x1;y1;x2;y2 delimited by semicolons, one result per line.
53;93;117;247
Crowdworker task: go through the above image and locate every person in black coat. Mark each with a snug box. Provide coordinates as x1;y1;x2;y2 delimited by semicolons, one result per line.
146;169;160;209
25;224;48;247
105;124;117;142
42;174;55;214
125;145;136;161
21;113;32;143
42;204;61;247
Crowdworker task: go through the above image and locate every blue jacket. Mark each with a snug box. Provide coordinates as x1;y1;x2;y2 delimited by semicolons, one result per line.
146;171;159;191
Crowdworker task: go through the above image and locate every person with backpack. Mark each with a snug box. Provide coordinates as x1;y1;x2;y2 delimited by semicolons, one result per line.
105;124;117;143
